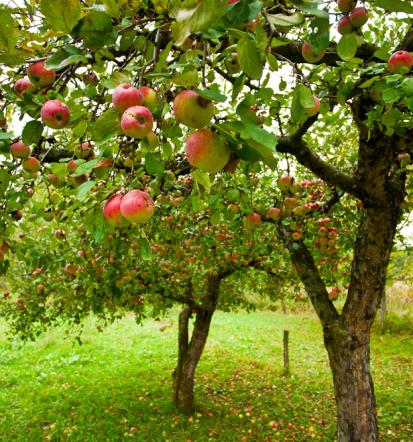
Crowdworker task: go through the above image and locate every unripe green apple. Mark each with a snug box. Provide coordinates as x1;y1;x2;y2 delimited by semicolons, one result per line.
140;86;158;112
173;90;215;129
186;129;230;174
303;96;320;117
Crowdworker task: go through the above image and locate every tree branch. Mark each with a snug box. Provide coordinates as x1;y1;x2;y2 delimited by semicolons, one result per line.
276;135;359;196
287;241;340;327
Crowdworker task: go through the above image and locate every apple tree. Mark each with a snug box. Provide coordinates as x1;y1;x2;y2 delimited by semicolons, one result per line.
1;0;413;440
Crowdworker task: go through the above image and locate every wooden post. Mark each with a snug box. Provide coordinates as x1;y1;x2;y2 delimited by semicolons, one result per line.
283;330;289;375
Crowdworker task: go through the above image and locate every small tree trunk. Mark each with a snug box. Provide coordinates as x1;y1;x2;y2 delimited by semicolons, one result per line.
173;308;215;414
172;275;220;415
325;325;379;442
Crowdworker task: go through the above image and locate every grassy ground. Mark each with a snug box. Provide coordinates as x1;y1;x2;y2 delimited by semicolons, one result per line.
0;309;412;442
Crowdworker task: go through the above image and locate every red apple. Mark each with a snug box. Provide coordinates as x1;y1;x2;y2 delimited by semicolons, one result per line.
349;7;368;28
121;106;153;139
27;61;56;87
140;86;158;112
277;175;294;192
292;231;302;241
245;213;261;229
22;156;41;172
103;194;125;225
11;141;31;159
337;16;354;35
337;0;356;13
387;51;413;73
41;99;70;129
301;42;325;63
186;129;230;174
267;207;282;219
14;78;35;97
112;83;143;113
227;0;238;4
284;197;298;210
120;189;155;224
173;90;215;129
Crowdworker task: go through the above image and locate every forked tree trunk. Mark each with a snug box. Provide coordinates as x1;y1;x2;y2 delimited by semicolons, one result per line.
288;203;401;441
172;276;220;414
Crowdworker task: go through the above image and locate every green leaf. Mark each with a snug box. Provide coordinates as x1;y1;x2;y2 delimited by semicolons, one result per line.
101;0;121;18
191;169;211;192
0;7;18;54
375;0;413;13
22;120;43;145
246;139;277;169
382;88;401;104
139;237;152;261
144;153;164;176
80;11;114;50
76;180;95;201
337;34;359;61
50;163;68;177
290;0;328;18
73;120;88;138
171;71;200;87
243;123;277;149
0;169;10;197
40;0;81;33
73;159;99;177
266;12;304;28
92;109;121;142
196;88;227;102
46;49;88;70
297;84;315;109
172;0;227;45
237;37;263;80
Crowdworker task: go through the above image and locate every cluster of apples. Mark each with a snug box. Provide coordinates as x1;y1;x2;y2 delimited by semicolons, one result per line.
103;190;155;225
14;61;71;129
266;175;341;259
337;0;369;36
173;90;231;174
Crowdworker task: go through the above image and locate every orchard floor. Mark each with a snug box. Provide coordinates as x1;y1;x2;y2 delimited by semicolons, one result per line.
0;309;412;442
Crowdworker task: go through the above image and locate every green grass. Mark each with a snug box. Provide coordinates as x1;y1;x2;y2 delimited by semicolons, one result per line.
0;310;412;441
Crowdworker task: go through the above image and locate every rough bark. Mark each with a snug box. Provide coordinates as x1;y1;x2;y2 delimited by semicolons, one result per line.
172;276;220;414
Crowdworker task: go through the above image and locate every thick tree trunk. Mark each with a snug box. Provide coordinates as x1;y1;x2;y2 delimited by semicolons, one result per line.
288;203;402;441
325;325;378;442
172;276;220;414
